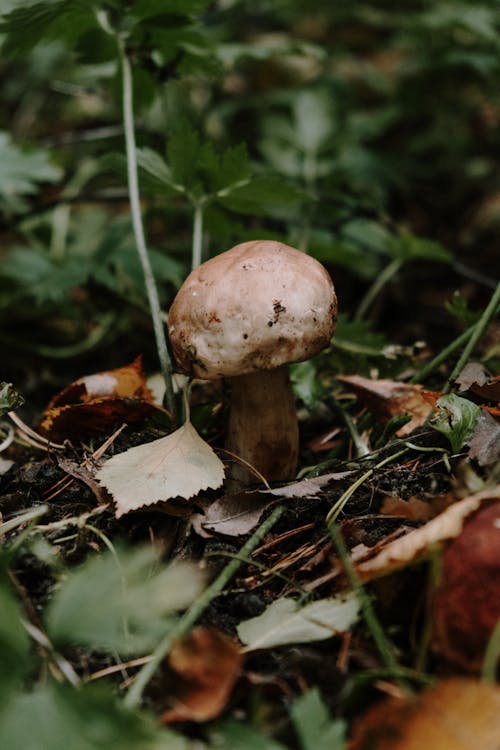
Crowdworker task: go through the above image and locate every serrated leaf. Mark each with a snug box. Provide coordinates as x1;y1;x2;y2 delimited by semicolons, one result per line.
136;147;181;194
0;1;98;57
0;132;61;211
46;545;204;654
0;580;30;699
237;593;360;651
167;124;201;189
432;394;482;452
130;0;211;21
211;720;287;750
0;681;177;750
217;175;308;216
291;688;346;750
212;143;251;192
97;419;225;518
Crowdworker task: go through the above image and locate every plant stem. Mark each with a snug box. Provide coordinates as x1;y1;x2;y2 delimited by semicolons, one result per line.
325;448;408;525
443;281;500;393
191;200;204;269
117;40;175;416
124;504;284;707
355;258;402;321
409;324;476;385
329;523;405;683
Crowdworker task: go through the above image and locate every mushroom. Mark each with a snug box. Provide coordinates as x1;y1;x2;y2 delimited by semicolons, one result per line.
168;240;337;484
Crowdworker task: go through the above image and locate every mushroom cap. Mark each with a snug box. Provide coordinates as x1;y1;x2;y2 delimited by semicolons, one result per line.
168;240;338;379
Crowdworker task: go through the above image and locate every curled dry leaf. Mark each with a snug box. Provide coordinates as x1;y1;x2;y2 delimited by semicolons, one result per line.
192;471;353;538
456;362;500;402
350;678;500;750
337;375;439;436
160;626;242;723
432;499;500;672
354;487;500;581
97;419;225;518
39;357;160;441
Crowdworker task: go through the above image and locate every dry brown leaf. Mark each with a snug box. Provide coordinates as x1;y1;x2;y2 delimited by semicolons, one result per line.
191;471;353;538
355;487;500;581
456;362;500;402
160;626;242;723
40;357;160;440
338;375;440;436
350;679;500;750
432;499;500;672
96;419;225;518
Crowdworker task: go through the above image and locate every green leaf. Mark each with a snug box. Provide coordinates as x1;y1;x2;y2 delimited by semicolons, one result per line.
291;688;346;750
0;682;178;750
432;394;482;453
293;90;334;154
389;231;452;264
166;123;201;190
136;147;181;194
217;175;308;216
129;0;211;21
211;721;287;750
1;246;90;303
0;382;24;415
46;545;205;654
211;142;251;192
0;131;61;212
237;593;360;651
0;1;99;57
0;578;30;699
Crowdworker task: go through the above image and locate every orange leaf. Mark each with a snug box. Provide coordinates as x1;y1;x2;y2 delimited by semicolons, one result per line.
39;357;162;440
350;679;500;750
160;627;242;723
337;375;440;436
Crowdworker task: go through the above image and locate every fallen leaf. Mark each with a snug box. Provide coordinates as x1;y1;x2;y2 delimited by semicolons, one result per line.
237;593;360;651
468;410;500;466
337;375;439;436
432;500;500;672
96;419;225;518
40;357;161;441
192;472;353;538
354;487;500;581
350;679;500;750
161;627;242;723
456;362;500;401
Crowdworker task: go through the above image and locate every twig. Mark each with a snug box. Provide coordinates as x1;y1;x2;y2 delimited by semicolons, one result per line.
124;504;284;707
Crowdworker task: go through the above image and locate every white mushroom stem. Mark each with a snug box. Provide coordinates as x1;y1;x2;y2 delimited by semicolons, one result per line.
226;365;299;485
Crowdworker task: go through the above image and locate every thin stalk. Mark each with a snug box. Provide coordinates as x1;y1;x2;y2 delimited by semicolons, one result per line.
124;504;284;707
117;39;175;416
444;281;500;393
355;258;402;321
329;523;405;684
325;448;408;525
409;324;476;384
482;619;500;683
191;200;204;270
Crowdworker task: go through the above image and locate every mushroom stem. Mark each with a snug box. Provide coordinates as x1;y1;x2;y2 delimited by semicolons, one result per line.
226;365;299;485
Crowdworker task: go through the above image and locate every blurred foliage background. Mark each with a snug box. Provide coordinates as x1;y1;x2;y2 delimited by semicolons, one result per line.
0;0;498;404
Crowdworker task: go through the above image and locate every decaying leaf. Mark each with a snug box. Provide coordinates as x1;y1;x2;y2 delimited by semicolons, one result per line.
350;678;500;750
432;500;500;672
97;419;225;518
337;375;439;436
354;487;500;581
237;593;360;651
161;627;242;723
456;362;500;402
192;472;353;538
40;357;160;441
468;410;500;466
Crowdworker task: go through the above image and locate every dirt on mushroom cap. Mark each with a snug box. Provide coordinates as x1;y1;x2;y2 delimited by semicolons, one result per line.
168;240;338;379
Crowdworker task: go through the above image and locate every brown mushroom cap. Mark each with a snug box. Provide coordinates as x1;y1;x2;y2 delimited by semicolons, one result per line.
168;240;337;379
